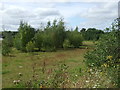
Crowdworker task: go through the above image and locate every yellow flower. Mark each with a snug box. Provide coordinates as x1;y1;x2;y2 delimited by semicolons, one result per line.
107;56;113;60
104;63;107;67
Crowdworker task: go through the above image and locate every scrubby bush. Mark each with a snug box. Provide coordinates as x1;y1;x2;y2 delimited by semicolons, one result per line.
68;30;83;48
63;39;71;49
14;34;22;50
84;18;120;87
41;33;56;52
2;31;13;56
2;40;11;56
33;31;43;50
26;41;35;52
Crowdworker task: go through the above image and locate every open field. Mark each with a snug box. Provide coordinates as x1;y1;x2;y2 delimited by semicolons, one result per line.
2;41;114;88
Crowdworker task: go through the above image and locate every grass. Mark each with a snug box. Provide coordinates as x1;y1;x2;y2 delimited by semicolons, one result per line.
2;41;114;88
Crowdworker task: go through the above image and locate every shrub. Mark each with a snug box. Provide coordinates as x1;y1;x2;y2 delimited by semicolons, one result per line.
84;18;120;87
26;41;35;52
2;32;13;56
68;31;83;48
63;39;70;49
33;31;43;50
41;33;56;52
2;39;11;56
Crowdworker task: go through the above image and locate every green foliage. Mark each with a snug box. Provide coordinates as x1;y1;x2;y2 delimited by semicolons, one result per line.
14;21;35;51
41;33;56;52
2;39;11;56
63;39;71;49
26;41;35;52
2;31;14;47
68;30;83;48
14;34;22;50
81;28;104;41
53;19;66;48
2;31;13;56
84;18;120;87
13;19;85;52
33;31;43;50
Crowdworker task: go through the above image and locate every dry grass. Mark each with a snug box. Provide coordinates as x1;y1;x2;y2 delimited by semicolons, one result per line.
2;41;113;88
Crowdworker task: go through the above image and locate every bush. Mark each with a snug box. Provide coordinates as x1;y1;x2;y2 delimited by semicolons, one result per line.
33;31;43;50
63;39;70;49
68;31;83;48
26;41;35;52
41;33;56;52
14;34;22;50
2;32;13;56
84;18;120;87
2;39;11;56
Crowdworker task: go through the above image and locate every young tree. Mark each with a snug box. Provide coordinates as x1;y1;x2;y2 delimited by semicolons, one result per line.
52;18;66;48
67;30;83;48
14;21;35;51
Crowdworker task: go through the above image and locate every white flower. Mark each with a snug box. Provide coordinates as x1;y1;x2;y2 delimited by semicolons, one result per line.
90;69;92;72
13;80;17;84
86;80;89;83
19;73;22;76
75;75;78;77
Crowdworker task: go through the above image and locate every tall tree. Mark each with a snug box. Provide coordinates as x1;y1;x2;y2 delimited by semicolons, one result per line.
14;21;35;51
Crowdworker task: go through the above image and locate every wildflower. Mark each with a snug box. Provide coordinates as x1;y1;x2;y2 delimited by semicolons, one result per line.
13;80;17;84
75;75;78;77
13;80;20;84
107;56;113;60
85;80;89;83
90;69;92;72
103;63;107;67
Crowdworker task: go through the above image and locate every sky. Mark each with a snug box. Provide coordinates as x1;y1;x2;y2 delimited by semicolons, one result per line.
0;0;119;31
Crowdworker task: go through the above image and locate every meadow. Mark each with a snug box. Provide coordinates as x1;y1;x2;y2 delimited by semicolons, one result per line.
2;41;114;88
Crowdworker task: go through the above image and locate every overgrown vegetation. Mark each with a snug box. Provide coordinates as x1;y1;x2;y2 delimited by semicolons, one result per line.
84;18;120;88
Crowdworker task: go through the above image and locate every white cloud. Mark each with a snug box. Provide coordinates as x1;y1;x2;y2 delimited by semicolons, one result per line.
78;2;118;29
2;0;119;2
0;1;119;31
0;3;61;31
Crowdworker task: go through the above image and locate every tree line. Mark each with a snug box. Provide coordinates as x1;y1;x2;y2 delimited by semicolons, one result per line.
2;18;104;55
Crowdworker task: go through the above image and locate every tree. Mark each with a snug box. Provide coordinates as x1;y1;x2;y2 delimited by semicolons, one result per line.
33;31;43;50
41;33;55;52
52;18;66;48
14;21;35;51
81;28;104;41
67;30;83;48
